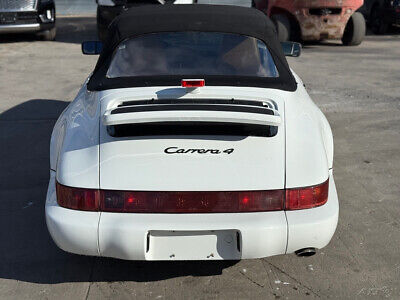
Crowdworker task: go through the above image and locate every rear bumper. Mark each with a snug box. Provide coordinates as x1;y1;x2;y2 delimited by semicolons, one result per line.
0;23;39;33
0;22;54;33
45;171;339;260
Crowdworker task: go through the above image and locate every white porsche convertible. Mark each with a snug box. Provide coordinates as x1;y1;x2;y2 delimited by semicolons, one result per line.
46;4;338;261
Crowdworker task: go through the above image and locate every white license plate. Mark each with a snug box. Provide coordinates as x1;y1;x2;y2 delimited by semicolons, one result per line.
145;230;241;260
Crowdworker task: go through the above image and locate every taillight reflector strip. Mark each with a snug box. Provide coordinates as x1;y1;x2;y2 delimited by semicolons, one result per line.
56;182;283;213
285;179;329;210
100;190;284;213
56;179;329;213
56;183;99;211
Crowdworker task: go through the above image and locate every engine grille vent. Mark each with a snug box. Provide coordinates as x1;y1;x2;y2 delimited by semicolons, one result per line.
0;0;37;12
118;98;277;110
108;98;279;138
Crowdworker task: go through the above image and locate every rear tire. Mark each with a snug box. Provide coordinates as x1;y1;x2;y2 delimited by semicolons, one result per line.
271;14;291;42
342;12;366;46
39;27;56;41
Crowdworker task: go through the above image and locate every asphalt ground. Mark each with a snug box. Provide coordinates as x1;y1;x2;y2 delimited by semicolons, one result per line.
0;17;399;299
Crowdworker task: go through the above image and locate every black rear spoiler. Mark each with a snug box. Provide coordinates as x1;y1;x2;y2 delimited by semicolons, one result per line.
104;99;281;137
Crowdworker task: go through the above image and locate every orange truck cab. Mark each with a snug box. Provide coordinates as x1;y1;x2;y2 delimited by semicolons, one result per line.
254;0;365;46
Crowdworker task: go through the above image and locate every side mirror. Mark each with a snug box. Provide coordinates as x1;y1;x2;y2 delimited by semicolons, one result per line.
81;41;103;55
281;42;302;57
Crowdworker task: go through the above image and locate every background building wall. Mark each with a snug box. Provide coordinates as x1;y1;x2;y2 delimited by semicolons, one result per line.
55;0;252;15
55;0;97;15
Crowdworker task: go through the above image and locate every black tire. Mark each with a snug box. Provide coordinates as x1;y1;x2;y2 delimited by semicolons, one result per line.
39;27;56;41
342;12;366;46
370;7;388;34
271;14;291;42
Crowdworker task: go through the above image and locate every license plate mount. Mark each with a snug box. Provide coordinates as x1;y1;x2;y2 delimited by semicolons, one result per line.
146;230;241;260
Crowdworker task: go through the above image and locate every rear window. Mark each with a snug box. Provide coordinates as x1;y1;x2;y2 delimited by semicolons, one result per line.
106;32;279;78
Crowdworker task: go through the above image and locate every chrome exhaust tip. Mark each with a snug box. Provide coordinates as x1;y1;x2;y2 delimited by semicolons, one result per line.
295;248;317;257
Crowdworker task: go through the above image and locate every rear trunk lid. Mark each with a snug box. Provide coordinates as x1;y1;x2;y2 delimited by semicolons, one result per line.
98;88;286;191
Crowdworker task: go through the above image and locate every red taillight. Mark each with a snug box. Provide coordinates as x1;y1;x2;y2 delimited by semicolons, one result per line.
100;190;284;213
181;79;205;88
285;179;329;210
56;182;100;211
56;180;328;213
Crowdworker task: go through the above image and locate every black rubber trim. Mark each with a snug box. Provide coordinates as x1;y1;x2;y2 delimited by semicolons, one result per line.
118;98;272;107
89;74;297;92
111;103;275;115
108;121;278;137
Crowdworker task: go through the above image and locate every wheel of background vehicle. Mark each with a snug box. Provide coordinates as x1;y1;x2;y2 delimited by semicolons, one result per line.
342;12;366;46
370;7;388;34
39;27;56;41
271;14;291;42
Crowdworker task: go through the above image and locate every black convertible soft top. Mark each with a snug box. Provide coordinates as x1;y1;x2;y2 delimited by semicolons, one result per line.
87;4;297;92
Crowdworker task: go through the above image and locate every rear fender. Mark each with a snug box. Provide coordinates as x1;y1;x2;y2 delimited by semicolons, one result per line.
289;70;333;170
285;84;331;188
51;82;101;189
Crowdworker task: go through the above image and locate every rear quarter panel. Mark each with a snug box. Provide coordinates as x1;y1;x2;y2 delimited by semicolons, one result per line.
50;82;101;189
285;71;333;188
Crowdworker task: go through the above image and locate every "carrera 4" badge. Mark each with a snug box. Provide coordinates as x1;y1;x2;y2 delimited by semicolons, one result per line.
164;147;234;155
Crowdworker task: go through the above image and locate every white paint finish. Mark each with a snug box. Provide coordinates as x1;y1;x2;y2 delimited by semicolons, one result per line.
318;111;334;169
49;118;66;171
98;211;287;260
291;69;333;168
99;135;286;190
98;85;289;110
45;171;100;256
285;172;339;253
57;146;99;187
170;0;194;3
99;89;286;191
284;83;330;188
103;109;282;127
52;84;101;189
146;230;241;260
48;75;338;260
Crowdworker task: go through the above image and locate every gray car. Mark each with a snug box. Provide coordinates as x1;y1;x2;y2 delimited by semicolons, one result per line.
0;0;56;40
